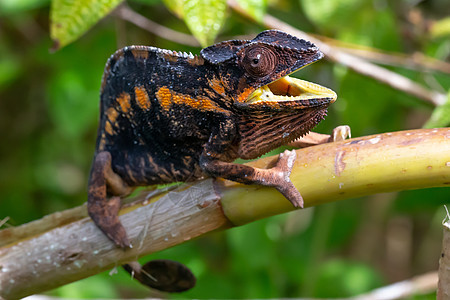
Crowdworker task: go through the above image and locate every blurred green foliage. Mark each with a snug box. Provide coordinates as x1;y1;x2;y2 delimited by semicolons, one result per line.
0;0;449;298
50;0;123;49
174;0;227;46
425;91;450;128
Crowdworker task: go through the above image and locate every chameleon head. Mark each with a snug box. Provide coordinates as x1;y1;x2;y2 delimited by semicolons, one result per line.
201;30;337;111
201;30;338;158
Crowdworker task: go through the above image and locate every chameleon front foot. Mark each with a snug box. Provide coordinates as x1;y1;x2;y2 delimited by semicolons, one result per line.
253;149;304;208
201;149;304;208
271;150;304;208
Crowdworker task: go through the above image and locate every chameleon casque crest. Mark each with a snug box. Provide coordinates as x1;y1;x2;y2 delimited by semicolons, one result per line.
88;30;337;290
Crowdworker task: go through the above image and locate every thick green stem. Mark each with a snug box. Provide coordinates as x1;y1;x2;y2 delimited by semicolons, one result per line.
220;128;450;225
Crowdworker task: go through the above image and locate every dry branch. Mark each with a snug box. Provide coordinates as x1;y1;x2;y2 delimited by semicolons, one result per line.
113;5;200;47
334;47;450;75
353;272;438;300
312;35;450;75
1;128;450;299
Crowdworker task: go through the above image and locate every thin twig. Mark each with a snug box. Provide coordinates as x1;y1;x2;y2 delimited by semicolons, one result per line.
0;217;9;229
337;48;450;75
228;0;447;106
312;35;450;75
113;5;200;47
353;272;437;299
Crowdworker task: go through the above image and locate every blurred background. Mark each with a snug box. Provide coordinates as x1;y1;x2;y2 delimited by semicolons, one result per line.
0;0;449;298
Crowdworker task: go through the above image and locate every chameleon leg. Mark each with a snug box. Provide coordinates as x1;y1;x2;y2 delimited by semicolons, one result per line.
200;149;304;208
88;151;132;248
89;153;195;291
200;118;303;207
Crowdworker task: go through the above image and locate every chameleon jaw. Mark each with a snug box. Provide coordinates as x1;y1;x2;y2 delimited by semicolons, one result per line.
246;75;337;106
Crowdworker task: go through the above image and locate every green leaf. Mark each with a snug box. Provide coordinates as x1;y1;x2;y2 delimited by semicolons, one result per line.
182;0;227;47
235;0;267;22
162;0;227;46
50;0;123;50
431;16;450;39
424;90;450;128
162;0;184;18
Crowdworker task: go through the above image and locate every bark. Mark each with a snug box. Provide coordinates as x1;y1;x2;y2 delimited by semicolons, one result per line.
0;180;230;299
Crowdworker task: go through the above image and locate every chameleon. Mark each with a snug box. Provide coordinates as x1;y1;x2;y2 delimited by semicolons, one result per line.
88;30;338;290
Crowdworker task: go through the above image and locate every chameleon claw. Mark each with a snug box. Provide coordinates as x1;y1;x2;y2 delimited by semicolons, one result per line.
89;196;132;249
276;182;304;208
271;150;304;208
331;125;351;142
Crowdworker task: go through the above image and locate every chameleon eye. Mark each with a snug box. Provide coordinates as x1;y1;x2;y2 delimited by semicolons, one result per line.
251;56;260;66
242;45;277;78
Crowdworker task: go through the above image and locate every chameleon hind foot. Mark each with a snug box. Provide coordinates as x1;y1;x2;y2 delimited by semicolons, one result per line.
88;196;131;248
88;151;132;249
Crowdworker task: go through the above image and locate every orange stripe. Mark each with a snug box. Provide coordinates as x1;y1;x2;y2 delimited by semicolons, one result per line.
134;86;151;110
106;107;119;124
105;121;114;135
208;78;225;95
98;133;106;151
117;92;131;113
156;86;226;113
156;86;173;111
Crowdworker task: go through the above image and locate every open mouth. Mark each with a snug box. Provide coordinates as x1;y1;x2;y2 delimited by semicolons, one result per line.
246;76;337;105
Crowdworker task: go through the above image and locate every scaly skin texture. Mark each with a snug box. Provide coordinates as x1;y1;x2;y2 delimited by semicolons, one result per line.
88;30;336;253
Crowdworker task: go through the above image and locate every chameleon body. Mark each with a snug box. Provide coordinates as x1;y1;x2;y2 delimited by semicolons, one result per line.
88;30;337;252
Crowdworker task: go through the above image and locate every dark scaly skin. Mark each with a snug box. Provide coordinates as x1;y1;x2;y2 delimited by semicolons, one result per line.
88;30;337;291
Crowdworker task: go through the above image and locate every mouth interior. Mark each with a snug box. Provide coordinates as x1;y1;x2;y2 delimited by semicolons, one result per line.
246;76;337;104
